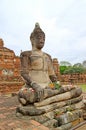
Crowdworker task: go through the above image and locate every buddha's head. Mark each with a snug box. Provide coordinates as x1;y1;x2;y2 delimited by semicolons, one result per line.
30;23;45;50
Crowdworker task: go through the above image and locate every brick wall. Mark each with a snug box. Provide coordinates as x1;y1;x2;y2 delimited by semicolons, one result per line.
0;38;24;94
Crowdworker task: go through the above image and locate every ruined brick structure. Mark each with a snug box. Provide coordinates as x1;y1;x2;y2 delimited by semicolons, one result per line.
60;73;86;84
52;58;86;84
0;38;24;94
53;58;61;81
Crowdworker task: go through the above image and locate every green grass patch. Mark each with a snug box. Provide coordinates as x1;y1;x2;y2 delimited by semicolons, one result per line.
78;84;86;92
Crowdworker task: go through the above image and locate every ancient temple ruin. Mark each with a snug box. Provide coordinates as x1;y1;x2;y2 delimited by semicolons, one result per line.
0;38;24;94
0;25;86;129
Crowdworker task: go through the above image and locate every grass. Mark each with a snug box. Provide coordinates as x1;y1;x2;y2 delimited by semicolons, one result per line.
78;84;86;92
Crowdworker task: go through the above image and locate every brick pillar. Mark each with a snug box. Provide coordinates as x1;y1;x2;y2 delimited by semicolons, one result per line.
53;58;60;81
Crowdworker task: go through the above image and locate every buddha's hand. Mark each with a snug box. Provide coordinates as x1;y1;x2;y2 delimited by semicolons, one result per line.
31;82;44;102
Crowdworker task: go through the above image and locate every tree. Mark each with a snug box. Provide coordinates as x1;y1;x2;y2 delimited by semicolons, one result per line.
82;60;86;68
60;61;86;74
60;66;68;74
60;61;72;67
73;63;83;68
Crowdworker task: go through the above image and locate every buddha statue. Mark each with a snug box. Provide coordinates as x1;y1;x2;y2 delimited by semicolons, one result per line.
17;24;84;130
18;23;59;105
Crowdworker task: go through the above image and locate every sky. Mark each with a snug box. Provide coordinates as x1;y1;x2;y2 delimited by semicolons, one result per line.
0;0;86;65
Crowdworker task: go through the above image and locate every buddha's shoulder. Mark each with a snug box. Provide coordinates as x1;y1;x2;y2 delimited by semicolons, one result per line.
44;52;52;59
20;51;32;57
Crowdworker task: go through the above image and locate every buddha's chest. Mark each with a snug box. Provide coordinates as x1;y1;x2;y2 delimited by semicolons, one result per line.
29;54;49;70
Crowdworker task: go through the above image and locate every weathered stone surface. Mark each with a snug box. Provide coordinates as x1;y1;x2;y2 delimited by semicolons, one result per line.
36;97;83;113
16;105;45;116
30;115;49;124
83;113;86;120
43;97;84;119
44;85;77;99
43;119;57;128
55;109;83;126
34;87;82;107
16;87;84;129
54;122;72;130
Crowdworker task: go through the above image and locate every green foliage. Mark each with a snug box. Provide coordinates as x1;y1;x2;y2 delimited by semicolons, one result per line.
60;66;74;74
59;60;86;75
60;65;86;74
54;82;61;89
64;66;85;74
60;66;68;74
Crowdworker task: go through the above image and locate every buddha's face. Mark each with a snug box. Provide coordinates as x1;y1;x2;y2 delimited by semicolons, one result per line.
34;34;45;50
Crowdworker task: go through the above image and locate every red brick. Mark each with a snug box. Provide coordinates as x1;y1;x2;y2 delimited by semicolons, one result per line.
0;101;4;104
0;126;5;130
8;122;15;126
9;106;17;110
27;124;34;129
37;125;49;130
30;120;40;127
32;128;38;130
0;107;6;110
0;38;24;94
0;114;6;118
4;112;10;116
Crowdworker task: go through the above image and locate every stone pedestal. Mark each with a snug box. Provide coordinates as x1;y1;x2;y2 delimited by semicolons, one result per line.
16;86;85;130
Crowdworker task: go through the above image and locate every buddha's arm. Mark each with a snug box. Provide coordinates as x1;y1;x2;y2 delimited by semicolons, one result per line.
20;51;44;101
47;54;57;82
20;51;32;85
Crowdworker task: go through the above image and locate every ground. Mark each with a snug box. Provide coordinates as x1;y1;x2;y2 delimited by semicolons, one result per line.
0;94;49;130
0;93;86;130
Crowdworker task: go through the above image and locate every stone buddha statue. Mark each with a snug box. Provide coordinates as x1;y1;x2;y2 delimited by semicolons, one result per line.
18;23;58;105
17;23;84;130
